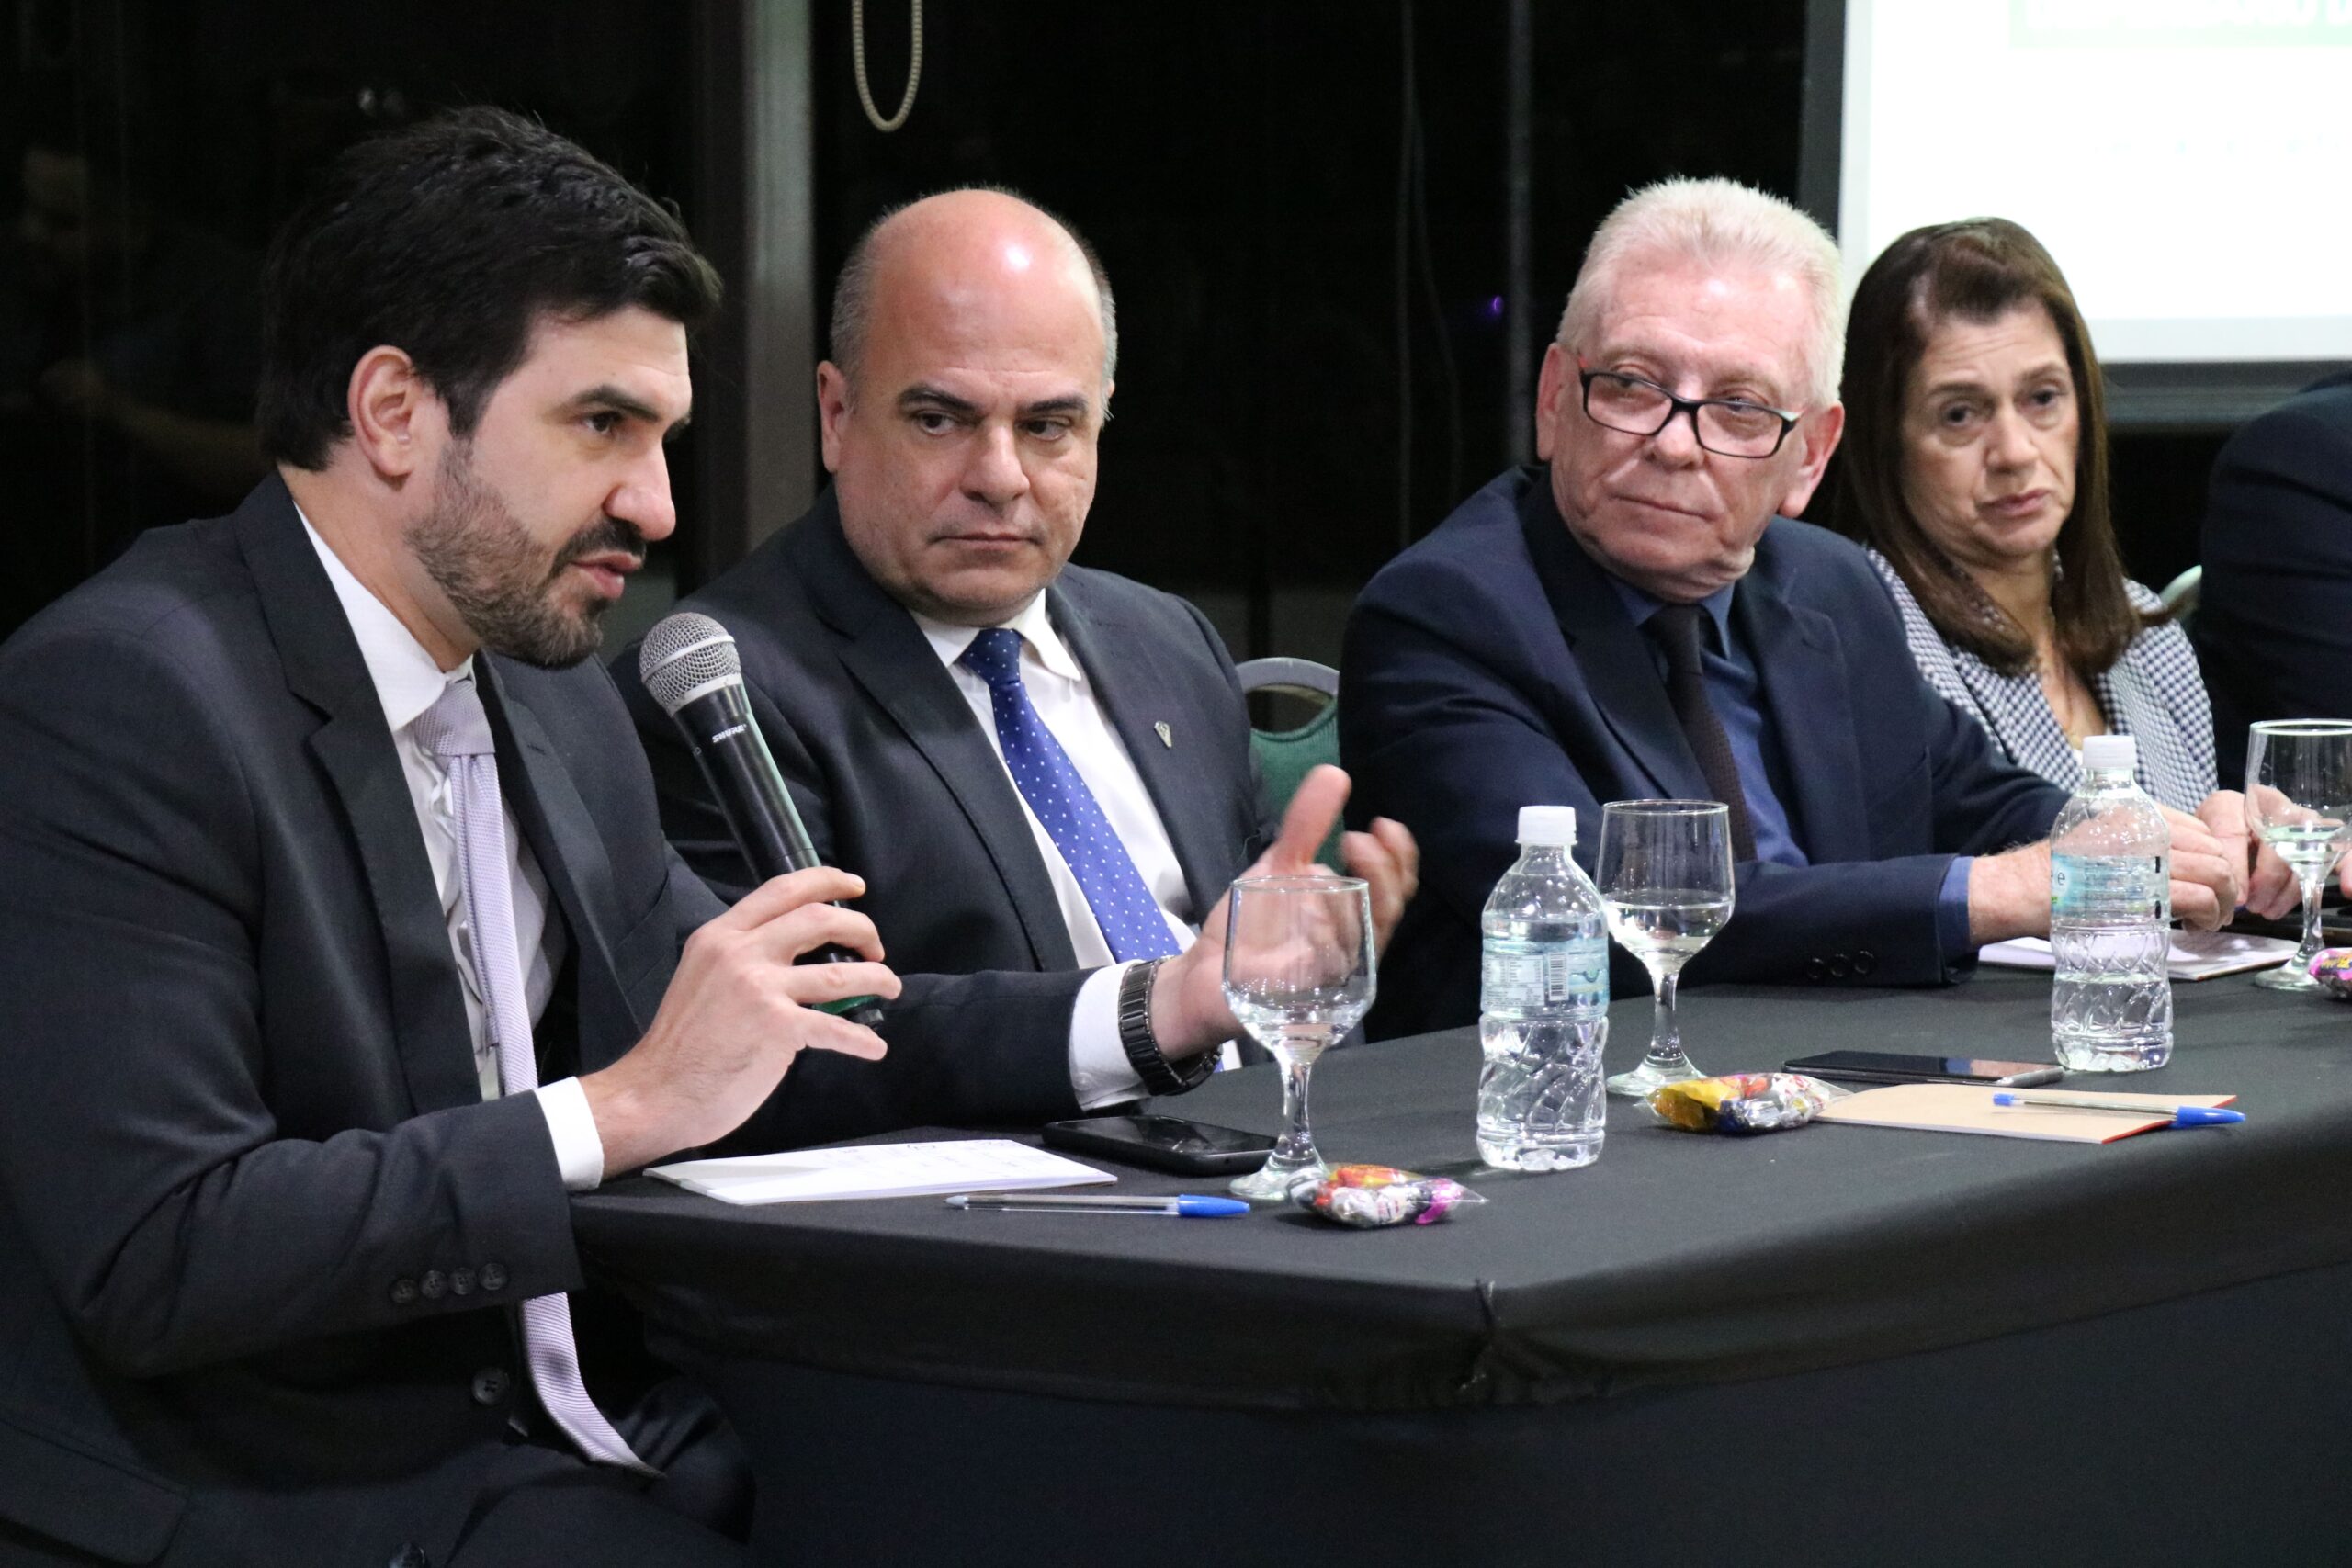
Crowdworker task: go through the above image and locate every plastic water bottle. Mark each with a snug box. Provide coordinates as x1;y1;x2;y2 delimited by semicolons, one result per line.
2050;734;2173;1072
1477;806;1611;1169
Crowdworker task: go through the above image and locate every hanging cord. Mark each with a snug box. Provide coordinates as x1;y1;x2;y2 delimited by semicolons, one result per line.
852;0;922;133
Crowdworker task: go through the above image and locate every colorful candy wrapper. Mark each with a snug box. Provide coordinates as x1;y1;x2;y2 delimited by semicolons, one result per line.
1290;1163;1485;1228
1645;1072;1844;1134
2309;948;2352;998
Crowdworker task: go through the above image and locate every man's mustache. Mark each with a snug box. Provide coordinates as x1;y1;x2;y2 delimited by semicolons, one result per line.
552;516;647;575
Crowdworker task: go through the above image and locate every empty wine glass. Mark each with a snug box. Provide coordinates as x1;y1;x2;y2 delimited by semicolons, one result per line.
2245;720;2352;994
1222;875;1375;1201
1599;800;1736;1097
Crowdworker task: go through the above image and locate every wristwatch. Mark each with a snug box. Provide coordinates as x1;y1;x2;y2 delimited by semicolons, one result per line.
1116;957;1213;1097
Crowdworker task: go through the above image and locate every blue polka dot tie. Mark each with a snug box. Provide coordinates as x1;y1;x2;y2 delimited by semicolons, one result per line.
960;627;1182;964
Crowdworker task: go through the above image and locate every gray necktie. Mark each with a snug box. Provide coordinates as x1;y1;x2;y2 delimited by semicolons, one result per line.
413;675;654;1476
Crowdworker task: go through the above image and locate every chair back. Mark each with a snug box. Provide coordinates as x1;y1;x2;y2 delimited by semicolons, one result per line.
1237;658;1342;870
2160;565;2202;634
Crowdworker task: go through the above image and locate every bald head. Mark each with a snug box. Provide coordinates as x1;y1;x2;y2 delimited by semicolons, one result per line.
828;187;1118;398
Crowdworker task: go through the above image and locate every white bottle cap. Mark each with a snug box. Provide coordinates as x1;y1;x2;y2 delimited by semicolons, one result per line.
2081;734;2136;772
1516;805;1577;847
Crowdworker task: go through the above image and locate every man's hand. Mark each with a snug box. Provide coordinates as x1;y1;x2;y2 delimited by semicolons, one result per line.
2199;788;2301;919
579;867;899;1175
1966;840;2052;945
2162;802;2242;931
1149;764;1419;1059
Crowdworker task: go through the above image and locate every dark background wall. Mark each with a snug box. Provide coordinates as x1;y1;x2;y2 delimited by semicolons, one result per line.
2;0;2223;654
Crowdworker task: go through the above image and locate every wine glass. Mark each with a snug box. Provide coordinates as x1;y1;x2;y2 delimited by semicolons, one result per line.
1598;801;1736;1097
2245;720;2352;993
1221;874;1375;1201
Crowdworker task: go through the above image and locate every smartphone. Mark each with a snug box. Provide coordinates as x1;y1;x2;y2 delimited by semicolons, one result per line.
1041;1115;1279;1175
1782;1050;2063;1087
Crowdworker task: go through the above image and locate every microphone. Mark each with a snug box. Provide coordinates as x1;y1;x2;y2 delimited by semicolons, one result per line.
639;612;884;1028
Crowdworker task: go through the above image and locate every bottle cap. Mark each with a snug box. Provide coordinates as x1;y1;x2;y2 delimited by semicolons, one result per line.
1517;805;1577;847
2081;734;2136;772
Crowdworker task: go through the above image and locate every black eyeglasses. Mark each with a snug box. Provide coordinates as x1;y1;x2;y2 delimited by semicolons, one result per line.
1577;368;1801;459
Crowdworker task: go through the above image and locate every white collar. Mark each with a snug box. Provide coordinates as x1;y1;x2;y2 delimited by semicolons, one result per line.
297;504;474;731
911;592;1084;684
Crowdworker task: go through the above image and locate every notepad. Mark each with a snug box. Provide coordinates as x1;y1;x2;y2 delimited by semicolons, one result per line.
1816;1084;2238;1144
647;1139;1116;1206
1978;930;2297;981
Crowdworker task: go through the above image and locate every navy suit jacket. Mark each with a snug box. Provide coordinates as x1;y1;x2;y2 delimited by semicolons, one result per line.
615;491;1269;1148
1341;467;2068;1039
0;477;722;1563
2194;368;2352;784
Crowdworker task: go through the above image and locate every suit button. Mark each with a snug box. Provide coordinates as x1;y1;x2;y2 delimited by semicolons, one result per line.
450;1268;476;1298
480;1262;509;1292
471;1368;512;1407
1804;957;1828;982
1828;953;1851;979
420;1270;447;1301
1854;948;1878;976
389;1546;431;1568
390;1278;419;1307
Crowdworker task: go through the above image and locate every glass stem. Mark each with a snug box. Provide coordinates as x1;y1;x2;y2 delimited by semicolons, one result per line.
2295;868;2327;967
1272;1051;1319;1167
1647;968;1684;1069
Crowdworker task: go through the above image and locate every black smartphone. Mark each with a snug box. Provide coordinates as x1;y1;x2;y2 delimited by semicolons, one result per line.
1783;1050;2063;1087
1041;1115;1279;1175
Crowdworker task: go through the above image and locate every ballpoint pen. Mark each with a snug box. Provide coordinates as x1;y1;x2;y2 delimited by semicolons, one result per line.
945;1192;1251;1217
1990;1091;2244;1127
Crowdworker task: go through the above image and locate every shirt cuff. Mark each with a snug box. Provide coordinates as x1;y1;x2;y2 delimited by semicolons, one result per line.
1070;963;1147;1110
1936;856;1975;963
535;1077;606;1192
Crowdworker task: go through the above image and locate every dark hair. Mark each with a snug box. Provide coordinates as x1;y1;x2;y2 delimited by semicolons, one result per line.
1827;217;2159;679
258;107;722;469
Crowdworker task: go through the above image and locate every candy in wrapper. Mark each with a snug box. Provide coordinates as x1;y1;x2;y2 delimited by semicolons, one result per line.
1645;1072;1843;1134
2309;947;2352;998
1290;1163;1485;1228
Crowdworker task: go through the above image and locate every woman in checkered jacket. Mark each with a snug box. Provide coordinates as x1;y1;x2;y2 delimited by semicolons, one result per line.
1826;218;2213;812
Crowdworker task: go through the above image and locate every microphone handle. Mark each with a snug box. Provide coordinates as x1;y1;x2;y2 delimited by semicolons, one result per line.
684;685;885;1028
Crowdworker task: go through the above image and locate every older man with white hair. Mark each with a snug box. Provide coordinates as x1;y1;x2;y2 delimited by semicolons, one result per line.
1341;177;2256;1037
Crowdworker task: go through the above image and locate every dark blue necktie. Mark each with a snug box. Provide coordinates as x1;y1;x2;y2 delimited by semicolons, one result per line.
959;627;1182;964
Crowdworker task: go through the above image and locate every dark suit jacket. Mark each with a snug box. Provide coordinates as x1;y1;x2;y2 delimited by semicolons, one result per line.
615;491;1267;1148
2194;368;2352;784
1341;467;2069;1039
0;477;720;1564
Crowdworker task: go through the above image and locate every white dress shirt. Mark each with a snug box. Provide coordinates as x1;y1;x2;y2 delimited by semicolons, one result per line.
300;513;606;1189
914;594;1236;1104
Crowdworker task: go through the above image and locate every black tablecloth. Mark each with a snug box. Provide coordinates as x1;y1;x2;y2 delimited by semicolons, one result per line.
576;969;2352;1413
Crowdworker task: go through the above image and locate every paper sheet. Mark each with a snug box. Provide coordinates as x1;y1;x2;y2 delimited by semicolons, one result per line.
1817;1084;2239;1144
648;1139;1115;1206
1979;931;2296;981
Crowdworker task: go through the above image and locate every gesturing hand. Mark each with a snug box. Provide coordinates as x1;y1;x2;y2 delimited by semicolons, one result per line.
581;867;899;1175
1150;765;1419;1058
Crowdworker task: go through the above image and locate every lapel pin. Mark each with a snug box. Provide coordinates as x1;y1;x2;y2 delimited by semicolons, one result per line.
1154;722;1173;749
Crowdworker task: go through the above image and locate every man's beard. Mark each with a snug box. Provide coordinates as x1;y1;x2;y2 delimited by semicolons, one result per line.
406;443;642;670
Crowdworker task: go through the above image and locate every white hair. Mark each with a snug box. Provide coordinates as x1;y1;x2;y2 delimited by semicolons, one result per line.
1555;176;1844;408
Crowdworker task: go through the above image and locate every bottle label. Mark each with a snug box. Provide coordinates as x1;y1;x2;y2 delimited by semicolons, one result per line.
2052;854;2168;922
1481;939;1609;1013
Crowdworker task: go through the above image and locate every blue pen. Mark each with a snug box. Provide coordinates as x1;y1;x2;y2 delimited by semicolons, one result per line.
944;1192;1251;1217
1991;1091;2244;1127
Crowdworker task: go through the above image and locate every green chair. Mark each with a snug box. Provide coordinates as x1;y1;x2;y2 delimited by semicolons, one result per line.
1238;656;1343;870
2160;564;2201;636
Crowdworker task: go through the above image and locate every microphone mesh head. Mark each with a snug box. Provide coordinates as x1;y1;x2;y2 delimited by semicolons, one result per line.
639;612;742;715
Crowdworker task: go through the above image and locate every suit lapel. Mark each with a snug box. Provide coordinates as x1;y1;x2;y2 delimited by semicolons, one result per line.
1051;583;1226;924
236;478;481;1116
1518;487;1704;801
802;504;1078;971
1736;559;1869;863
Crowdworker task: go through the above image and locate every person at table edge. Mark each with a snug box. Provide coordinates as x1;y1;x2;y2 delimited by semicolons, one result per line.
616;187;1419;1147
1340;177;2295;1038
0;110;906;1563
